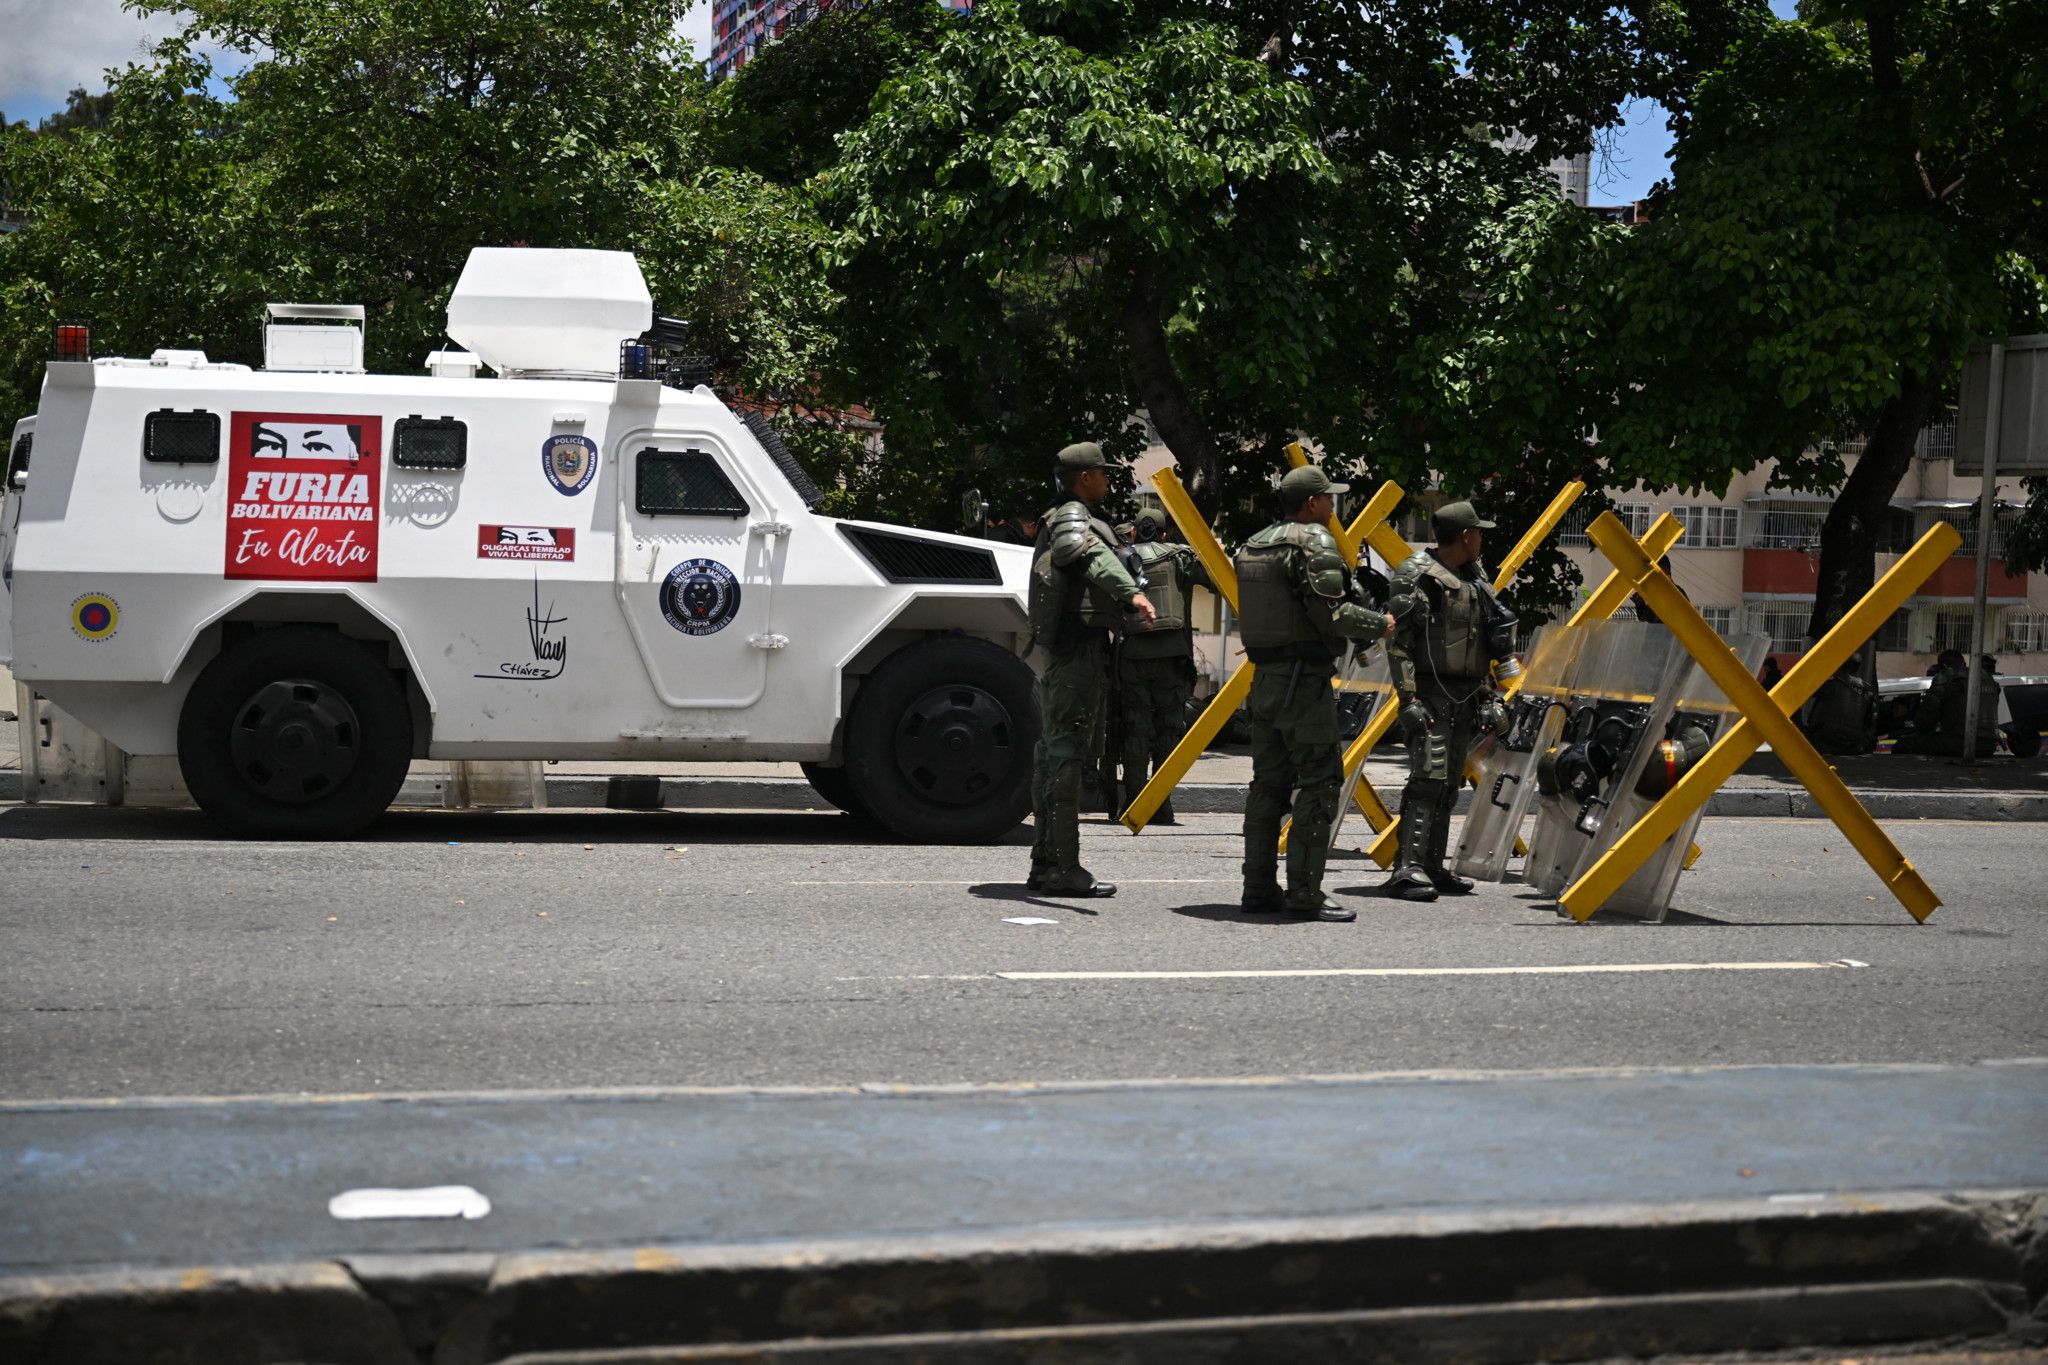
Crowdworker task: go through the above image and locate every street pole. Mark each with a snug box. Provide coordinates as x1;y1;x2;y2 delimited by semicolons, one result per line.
1961;342;2005;761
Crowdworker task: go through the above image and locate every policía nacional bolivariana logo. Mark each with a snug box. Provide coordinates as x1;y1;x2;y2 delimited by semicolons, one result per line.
71;592;119;642
543;434;597;496
660;559;742;637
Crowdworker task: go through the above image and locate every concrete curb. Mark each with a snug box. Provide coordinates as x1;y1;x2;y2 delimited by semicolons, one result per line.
6;770;2047;822
2;1192;2043;1364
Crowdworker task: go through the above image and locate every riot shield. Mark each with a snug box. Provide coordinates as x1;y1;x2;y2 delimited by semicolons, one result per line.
1452;625;1587;881
1591;632;1769;921
1520;619;1694;897
1329;646;1399;847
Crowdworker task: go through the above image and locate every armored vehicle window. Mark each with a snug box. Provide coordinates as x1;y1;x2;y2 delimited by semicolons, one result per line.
393;415;467;470
840;526;1002;584
636;448;748;518
5;432;28;487
143;409;221;465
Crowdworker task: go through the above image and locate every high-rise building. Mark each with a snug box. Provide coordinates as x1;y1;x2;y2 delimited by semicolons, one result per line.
709;0;974;83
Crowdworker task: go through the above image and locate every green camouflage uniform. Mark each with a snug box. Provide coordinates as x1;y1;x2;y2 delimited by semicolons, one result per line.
1028;498;1143;887
1116;539;1213;819
1385;548;1494;887
1895;664;2001;756
1233;520;1392;907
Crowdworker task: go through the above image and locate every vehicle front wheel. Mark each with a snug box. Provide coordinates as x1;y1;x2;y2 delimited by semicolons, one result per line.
177;627;414;838
800;761;871;819
842;637;1037;843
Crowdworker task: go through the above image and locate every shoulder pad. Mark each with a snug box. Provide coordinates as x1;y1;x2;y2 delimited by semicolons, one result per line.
1280;522;1339;553
1047;501;1091;528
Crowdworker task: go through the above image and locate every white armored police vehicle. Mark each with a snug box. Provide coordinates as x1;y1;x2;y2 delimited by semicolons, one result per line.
1;249;1036;841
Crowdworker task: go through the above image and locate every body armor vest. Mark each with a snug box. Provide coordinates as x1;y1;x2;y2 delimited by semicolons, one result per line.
1410;554;1490;680
1233;524;1339;663
1027;501;1127;650
1126;542;1189;633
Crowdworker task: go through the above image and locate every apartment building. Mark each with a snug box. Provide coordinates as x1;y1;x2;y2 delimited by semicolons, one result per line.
709;0;974;82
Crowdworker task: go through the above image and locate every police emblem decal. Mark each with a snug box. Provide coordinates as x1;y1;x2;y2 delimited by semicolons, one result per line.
660;559;742;637
543;435;598;496
71;592;119;642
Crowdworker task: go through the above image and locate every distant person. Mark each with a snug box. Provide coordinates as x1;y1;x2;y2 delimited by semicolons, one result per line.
1759;656;1784;691
1115;510;1215;824
1895;651;2001;756
1630;557;1684;625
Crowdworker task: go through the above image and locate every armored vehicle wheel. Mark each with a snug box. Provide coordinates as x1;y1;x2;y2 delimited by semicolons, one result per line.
800;762;871;819
843;637;1036;843
177;627;414;838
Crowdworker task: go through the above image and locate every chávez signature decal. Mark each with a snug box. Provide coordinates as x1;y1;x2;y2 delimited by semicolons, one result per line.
475;576;567;681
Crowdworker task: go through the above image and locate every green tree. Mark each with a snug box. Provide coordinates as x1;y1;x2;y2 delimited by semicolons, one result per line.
1601;0;2047;643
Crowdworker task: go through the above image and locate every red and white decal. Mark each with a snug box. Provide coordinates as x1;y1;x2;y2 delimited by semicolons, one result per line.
225;412;380;582
478;526;577;562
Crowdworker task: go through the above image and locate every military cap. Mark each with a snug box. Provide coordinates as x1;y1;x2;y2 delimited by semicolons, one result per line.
1055;441;1106;472
1433;499;1496;531
1278;464;1348;500
1134;508;1167;536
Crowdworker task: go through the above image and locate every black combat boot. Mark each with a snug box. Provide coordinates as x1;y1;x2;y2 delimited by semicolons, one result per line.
1285;889;1356;922
1382;802;1440;902
1040;867;1117;898
1424;789;1474;894
1241;883;1285;914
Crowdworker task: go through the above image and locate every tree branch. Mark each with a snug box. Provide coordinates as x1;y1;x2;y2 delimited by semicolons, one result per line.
1120;257;1223;514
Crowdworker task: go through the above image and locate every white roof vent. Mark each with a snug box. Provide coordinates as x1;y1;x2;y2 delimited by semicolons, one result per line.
445;248;651;379
265;303;366;373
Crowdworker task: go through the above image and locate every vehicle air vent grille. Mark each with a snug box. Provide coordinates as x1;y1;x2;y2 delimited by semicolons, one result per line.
143;409;221;464
840;526;1002;584
5;432;29;487
636;449;749;518
739;411;826;510
393;415;467;470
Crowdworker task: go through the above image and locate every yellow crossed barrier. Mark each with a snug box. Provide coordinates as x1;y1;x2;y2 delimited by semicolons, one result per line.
1558;513;1953;923
1355;480;1587;868
1119;465;1405;834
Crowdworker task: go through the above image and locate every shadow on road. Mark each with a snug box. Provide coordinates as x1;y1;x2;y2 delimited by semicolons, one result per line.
0;804;1038;849
966;883;1101;915
1171;902;1323;926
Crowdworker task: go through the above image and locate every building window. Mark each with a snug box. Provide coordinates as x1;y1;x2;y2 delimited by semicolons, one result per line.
1928;510;2014;558
1697;605;1735;637
1558;500;1652;548
1745;603;1811;654
2003;611;2048;653
1916;422;1955;461
1672;504;1740;548
1749;504;1828;550
1876;608;1914;652
1931;606;1980;653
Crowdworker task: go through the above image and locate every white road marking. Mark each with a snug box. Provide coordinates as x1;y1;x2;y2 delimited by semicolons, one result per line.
328;1184;490;1221
972;960;1872;982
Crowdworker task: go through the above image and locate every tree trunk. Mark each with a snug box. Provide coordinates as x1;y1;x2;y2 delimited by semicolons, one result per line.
1120;258;1224;516
1799;368;1940;753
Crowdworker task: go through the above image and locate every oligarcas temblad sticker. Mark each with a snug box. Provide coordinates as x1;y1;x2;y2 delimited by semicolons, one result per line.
478;525;576;562
71;592;119;642
660;559;742;637
225;412;380;582
544;434;598;496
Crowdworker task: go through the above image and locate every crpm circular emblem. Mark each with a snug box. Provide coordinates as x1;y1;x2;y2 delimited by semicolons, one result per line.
660;559;742;637
543;434;597;496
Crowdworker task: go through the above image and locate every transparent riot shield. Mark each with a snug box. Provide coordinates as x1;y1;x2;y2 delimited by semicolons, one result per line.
1330;645;1399;847
1591;632;1769;921
1452;625;1587;881
1520;620;1694;897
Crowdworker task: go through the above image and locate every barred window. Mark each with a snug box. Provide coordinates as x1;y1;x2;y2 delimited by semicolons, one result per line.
1931;606;1979;653
1875;608;1914;653
1745;603;1811;654
1697;605;1735;637
1671;504;1740;548
1749;504;1828;550
1557;500;1653;548
1928;509;2013;558
2002;611;2048;653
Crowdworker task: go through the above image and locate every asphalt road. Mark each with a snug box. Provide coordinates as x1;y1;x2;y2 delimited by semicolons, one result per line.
2;806;2042;1099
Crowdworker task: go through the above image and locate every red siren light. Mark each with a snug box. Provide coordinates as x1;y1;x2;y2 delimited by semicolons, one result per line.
53;321;91;362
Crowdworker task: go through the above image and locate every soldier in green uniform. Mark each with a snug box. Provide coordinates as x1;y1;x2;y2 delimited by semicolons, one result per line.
1896;650;2002;756
1027;442;1156;897
1117;509;1215;824
1382;501;1502;903
1233;465;1395;921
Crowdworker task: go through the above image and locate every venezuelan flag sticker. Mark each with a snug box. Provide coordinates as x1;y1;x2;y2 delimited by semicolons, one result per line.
71;592;119;642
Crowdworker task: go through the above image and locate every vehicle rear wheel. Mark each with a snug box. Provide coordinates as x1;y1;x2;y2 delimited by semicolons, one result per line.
842;637;1037;843
800;761;871;819
178;627;414;838
2006;724;2042;759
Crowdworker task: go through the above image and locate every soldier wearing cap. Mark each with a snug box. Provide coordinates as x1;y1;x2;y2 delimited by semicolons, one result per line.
1382;499;1499;902
1025;442;1157;896
1231;465;1395;921
1114;508;1215;824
